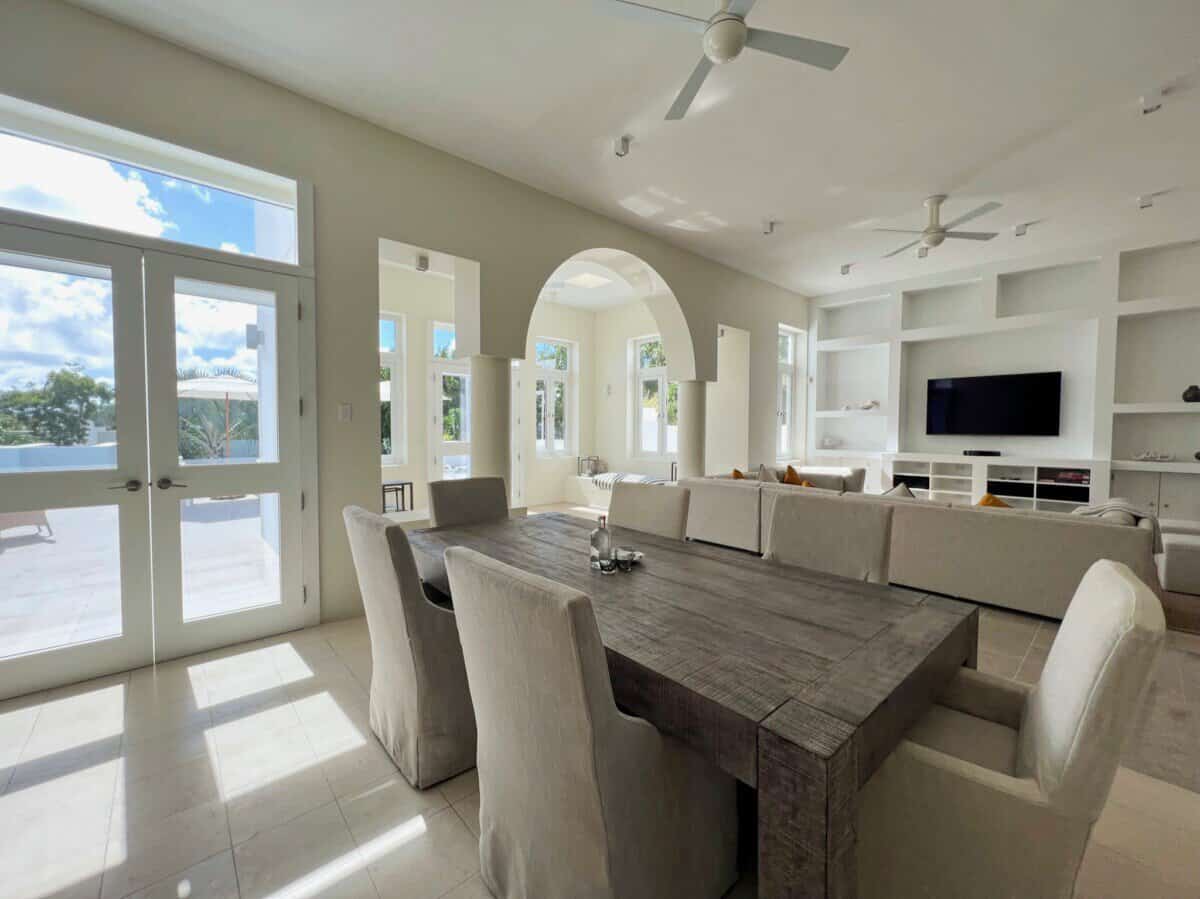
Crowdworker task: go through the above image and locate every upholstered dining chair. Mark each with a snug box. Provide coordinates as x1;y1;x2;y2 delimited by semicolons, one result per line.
428;476;508;527
763;490;894;583
607;481;691;539
342;505;476;788
857;559;1165;899
444;547;739;899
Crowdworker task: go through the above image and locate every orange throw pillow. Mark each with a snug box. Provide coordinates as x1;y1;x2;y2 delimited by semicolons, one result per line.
977;493;1011;508
783;465;815;488
731;468;746;480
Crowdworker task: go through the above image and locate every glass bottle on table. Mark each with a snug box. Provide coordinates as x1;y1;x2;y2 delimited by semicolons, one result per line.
590;515;615;574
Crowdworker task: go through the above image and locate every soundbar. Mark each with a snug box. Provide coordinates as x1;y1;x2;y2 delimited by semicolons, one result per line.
963;450;1002;457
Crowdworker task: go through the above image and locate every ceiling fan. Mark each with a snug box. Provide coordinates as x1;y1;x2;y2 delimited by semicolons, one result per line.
598;0;850;120
877;195;1002;259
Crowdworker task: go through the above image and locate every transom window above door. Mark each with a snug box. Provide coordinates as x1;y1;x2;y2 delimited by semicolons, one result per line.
0;92;299;264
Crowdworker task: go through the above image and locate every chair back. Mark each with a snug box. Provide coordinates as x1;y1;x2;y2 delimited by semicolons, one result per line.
1017;559;1165;820
428;476;508;527
445;547;616;897
608;482;690;540
764;491;893;583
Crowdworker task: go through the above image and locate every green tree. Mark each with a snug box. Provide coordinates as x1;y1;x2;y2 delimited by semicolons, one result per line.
0;364;114;446
176;367;259;460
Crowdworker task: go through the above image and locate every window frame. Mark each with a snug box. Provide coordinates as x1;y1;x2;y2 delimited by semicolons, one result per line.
776;326;807;461
533;337;573;457
379;312;406;465
428;321;470;480
632;334;678;460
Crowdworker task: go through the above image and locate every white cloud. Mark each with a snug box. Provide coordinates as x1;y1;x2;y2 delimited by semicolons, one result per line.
0;133;172;237
219;241;242;254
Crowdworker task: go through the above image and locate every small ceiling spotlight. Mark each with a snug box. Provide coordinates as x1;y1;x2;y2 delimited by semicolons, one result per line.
614;135;632;158
917;246;929;259
1014;223;1029;237
762;219;778;236
1138;194;1155;210
1140;87;1165;115
840;263;853;276
416;253;430;272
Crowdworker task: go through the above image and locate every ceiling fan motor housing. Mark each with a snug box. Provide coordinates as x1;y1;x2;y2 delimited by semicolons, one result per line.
704;14;748;64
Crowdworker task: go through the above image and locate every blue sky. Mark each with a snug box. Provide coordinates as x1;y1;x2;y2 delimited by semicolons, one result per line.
0;132;283;391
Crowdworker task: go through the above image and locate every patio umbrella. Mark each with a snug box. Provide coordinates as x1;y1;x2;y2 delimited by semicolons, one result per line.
177;376;258;458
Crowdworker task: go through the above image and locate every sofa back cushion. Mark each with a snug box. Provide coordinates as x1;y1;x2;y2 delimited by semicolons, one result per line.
763;492;894;584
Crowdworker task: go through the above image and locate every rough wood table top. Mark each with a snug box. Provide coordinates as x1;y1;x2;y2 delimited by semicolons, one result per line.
408;513;977;788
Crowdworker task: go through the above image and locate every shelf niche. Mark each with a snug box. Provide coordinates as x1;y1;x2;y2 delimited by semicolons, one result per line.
901;281;984;331
1119;240;1200;302
816;296;892;342
997;260;1101;318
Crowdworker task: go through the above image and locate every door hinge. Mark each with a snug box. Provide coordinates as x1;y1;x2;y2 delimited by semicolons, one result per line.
300;491;306;511
299;397;304;416
297;303;302;321
302;584;308;604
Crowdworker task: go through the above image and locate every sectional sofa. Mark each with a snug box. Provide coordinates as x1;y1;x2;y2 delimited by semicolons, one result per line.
680;471;1162;621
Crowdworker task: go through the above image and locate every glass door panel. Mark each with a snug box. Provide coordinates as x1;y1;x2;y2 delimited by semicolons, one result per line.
640;377;660;454
145;252;304;661
431;365;470;480
0;224;151;700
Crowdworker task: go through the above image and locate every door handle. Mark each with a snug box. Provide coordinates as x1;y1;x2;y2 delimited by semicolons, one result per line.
155;477;189;490
108;479;144;492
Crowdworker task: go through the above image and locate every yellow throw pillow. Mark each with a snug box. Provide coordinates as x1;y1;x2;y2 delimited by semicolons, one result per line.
783;465;815;488
731;468;746;480
977;493;1011;508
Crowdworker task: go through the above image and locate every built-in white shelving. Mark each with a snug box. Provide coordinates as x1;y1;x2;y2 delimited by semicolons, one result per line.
812;409;886;419
1113;403;1200;415
1111;460;1200;474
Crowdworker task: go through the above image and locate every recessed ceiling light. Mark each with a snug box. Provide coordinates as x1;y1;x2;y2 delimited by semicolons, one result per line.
565;272;612;289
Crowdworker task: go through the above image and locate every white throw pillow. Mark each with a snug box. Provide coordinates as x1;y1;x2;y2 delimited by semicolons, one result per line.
883;482;916;499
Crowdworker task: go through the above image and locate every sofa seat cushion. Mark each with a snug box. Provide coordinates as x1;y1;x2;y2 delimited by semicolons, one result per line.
906;704;1019;776
1158;532;1200;595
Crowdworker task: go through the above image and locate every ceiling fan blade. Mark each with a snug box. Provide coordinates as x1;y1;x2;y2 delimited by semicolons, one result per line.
725;0;758;17
945;230;998;241
595;0;707;33
873;228;924;235
666;56;714;120
942;200;1001;231
883;239;922;259
744;29;850;70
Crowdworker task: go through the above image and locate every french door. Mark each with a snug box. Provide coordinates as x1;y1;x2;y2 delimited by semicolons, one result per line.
0;224;306;699
429;359;470;481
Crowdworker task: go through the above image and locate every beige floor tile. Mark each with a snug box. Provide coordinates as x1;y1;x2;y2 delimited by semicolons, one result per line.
437;768;479;805
441;874;493;899
364;805;479;899
115;754;223;832
102;799;230;899
126;661;209;710
121;849;239;899
1014;644;1050;685
227;762;335;845
234;800;378;899
5;836;107;899
1074;842;1197;899
978;608;1040;657
122;695;212;743
977;648;1022;679
1032;620;1059;650
120;723;217;782
1107;766;1200;834
339;774;449;845
1091;792;1200;887
0;692;42;771
453;792;480;838
318;736;402;799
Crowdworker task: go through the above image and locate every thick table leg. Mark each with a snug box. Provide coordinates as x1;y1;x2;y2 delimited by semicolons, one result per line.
758;704;859;899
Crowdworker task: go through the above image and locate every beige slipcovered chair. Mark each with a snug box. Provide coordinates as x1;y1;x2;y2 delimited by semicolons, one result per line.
857;559;1166;899
763;491;893;583
607;481;690;539
428;476;508;527
444;547;738;899
342;506;476;788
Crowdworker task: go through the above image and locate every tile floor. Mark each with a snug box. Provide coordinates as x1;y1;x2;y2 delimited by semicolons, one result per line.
1;610;1197;898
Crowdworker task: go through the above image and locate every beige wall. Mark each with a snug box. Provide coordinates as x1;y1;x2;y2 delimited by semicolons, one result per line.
707;325;751;474
1;1;807;619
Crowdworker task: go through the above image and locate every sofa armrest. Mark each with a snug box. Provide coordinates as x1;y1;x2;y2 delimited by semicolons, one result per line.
937;667;1031;730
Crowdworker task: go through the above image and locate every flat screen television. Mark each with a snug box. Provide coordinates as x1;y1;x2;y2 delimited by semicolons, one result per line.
926;371;1062;436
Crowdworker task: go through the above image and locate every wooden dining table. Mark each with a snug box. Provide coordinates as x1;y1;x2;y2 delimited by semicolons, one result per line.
408;513;978;899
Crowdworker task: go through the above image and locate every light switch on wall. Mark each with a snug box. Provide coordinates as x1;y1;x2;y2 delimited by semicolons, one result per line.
337;403;353;422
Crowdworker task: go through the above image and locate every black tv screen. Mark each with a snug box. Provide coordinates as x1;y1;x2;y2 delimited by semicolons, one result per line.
927;372;1062;436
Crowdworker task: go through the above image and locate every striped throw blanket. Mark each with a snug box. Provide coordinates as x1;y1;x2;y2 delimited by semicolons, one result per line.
1072;500;1163;553
591;472;669;491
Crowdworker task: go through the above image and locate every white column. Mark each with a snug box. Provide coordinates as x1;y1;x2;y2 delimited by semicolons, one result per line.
469;355;511;505
677;380;707;480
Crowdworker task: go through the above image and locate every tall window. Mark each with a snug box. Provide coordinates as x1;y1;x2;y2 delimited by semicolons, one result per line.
534;339;572;455
430;322;470;479
777;327;805;460
634;336;678;457
379;314;405;462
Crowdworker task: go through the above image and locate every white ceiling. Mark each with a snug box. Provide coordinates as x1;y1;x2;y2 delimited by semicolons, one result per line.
70;0;1200;296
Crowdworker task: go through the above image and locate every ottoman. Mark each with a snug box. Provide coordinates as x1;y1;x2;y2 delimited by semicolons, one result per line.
1157;531;1200;595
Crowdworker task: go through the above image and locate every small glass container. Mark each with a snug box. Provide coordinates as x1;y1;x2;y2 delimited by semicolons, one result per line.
615;546;638;572
590;515;615;574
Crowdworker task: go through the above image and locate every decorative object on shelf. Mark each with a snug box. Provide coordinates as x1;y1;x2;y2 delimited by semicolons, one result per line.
821;435;844;450
577;455;603;476
1195;451;1200;462
1184;385;1200;403
1134;451;1175;462
858;399;881;410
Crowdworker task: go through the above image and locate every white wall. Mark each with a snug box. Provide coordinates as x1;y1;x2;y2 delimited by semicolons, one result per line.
900;321;1098;458
706;325;750;474
0;2;807;618
378;264;453;513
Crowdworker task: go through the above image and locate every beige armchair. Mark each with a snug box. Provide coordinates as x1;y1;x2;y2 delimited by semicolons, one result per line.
857;559;1166;899
608;481;690;539
445;546;738;899
428;476;508;527
763;491;894;583
342;506;476;788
